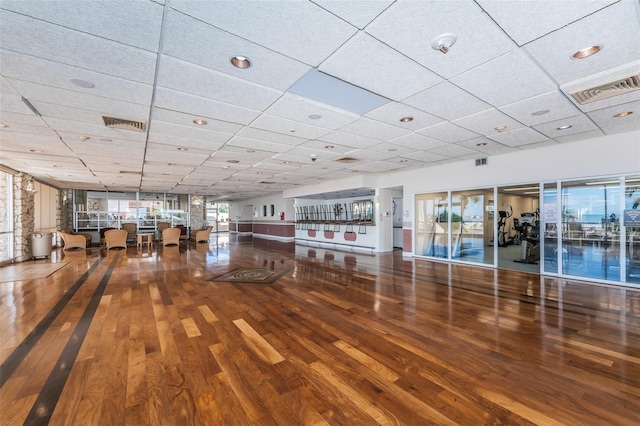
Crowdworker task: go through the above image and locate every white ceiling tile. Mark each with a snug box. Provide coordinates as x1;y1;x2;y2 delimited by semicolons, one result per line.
499;91;583;126
349;160;405;173
478;0;617;46
156;57;283;111
366;0;516;78
317;130;379;149
339;118;411;141
171;0;356;66
398;151;448;163
153;88;260;126
553;129;606;143
533;114;600;138
453;109;525;137
151;108;242;135
403;81;492;121
148;121;232;146
343;149;394;162
162;10;310;91
236;127;307;147
0;50;154;104
587;100;640;134
297;140;352;155
0;111;48;127
266;93;359;130
389;133;447;151
451;50;557;107
455;137;518;156
148;133;227;151
320;32;442;101
417;122;479;143
428;144;478;158
146;142;212;157
367;143;416;156
226;136;292;154
365;102;444;130
524;1;640;84
312;0;394;29
250;114;332;140
487;127;549;147
0;10;158;84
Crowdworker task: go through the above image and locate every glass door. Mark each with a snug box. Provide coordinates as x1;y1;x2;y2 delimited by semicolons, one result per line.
451;188;494;265
415;192;448;258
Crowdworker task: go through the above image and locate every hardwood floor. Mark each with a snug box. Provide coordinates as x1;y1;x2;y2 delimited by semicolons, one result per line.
1;234;640;425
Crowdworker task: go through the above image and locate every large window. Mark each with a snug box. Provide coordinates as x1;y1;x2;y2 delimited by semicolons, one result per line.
451;188;493;265
561;179;621;281
75;191;189;231
0;170;13;263
415;192;448;258
625;175;640;283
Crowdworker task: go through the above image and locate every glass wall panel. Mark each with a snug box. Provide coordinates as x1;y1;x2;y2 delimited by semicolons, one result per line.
625;175;640;283
415;192;448;258
497;185;540;273
542;183;559;274
451;188;494;265
561;179;621;281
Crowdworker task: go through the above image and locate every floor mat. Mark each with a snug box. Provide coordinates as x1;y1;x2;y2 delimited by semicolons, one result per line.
210;268;289;284
0;262;69;283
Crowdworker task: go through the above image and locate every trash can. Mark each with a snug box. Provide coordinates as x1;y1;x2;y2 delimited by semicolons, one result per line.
31;231;53;259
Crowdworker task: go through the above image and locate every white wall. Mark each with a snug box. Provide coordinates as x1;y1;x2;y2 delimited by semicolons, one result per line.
230;193;295;222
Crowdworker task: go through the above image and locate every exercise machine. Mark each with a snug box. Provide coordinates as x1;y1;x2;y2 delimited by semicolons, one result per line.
514;210;540;264
497;206;515;247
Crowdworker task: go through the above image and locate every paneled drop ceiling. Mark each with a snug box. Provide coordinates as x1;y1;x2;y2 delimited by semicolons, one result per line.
0;0;639;200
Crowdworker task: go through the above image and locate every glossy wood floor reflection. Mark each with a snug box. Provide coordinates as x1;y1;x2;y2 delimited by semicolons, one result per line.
2;235;640;425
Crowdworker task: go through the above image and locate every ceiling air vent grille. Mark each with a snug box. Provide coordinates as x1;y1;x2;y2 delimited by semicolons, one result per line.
102;115;147;132
335;157;359;163
571;73;640;105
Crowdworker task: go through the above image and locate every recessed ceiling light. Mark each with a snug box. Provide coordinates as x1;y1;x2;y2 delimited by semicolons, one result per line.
388;148;397;152
168;163;177;166
324;145;334;149
177;147;188;151
30;149;43;153
614;111;633;117
476;142;488;147
531;109;550;116
556;125;573;130
70;78;95;88
52;165;62;168
222;166;230;169
572;45;601;59
77;135;90;141
193;118;207;125
308;114;322;120
0;123;7;128
231;55;251;69
284;161;290;164
289;129;296;133
246;149;255;153
227;159;240;164
99;138;112;142
399;116;413;123
400;159;408;163
495;125;507;132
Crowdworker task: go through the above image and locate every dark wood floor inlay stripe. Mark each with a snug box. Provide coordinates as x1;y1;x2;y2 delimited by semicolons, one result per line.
23;254;119;426
0;258;102;388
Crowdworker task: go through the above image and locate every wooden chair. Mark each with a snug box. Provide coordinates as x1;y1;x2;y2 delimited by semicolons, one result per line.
59;232;87;251
162;228;181;246
191;226;213;243
105;229;128;250
121;223;137;243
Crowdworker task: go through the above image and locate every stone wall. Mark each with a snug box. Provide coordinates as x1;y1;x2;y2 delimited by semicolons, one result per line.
14;173;36;262
190;195;206;230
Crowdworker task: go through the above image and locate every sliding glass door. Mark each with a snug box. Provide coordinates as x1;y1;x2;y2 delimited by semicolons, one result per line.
0;170;13;263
